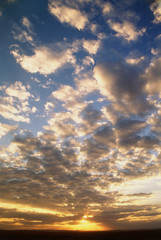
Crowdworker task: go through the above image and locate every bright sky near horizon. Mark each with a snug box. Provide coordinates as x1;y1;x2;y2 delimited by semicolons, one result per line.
0;0;161;231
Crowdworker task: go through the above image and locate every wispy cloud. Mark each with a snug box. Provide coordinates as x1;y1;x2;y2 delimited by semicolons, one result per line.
107;20;146;41
0;123;17;139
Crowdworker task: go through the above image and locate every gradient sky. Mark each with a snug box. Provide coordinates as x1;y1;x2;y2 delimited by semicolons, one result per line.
0;0;161;231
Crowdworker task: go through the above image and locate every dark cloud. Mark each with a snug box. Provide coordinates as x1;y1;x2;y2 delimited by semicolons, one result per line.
80;104;102;126
94;62;145;101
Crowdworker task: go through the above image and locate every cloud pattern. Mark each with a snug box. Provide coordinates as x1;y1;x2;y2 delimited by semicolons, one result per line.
0;0;161;231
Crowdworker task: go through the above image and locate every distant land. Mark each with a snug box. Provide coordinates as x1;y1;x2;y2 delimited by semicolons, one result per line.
0;229;161;240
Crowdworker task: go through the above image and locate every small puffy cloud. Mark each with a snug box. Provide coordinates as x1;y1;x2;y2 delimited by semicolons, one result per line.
126;56;145;65
83;39;101;55
51;85;86;124
0;123;17;139
44;102;55;113
11;45;76;75
52;85;80;102
31;106;37;113
82;56;94;66
48;1;88;30
150;0;161;23
0;10;2;17
151;48;158;55
107;20;145;41
90;23;98;34
75;77;98;94
21;17;32;32
6;81;31;101
0;82;33;123
102;2;113;14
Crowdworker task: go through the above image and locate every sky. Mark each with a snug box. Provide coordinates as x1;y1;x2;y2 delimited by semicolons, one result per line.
0;0;161;231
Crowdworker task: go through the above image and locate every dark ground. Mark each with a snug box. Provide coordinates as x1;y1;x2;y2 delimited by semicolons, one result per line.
0;229;161;240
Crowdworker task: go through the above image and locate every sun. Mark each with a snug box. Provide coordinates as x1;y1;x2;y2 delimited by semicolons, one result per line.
54;217;108;231
71;219;106;231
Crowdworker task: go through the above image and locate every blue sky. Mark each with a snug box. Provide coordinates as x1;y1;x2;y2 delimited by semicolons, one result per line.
0;0;161;231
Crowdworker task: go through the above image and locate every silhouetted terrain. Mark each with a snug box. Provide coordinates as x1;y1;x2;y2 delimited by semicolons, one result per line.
0;229;161;240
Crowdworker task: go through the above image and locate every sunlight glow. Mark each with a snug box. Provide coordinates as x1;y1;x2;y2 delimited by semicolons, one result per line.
0;200;73;217
52;219;107;231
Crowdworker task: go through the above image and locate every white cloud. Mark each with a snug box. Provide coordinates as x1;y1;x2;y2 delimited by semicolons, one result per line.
82;56;94;65
44;102;55;112
6;81;31;101
150;0;161;23
12;28;34;44
151;48;158;55
0;123;17;139
48;1;88;30
75;77;98;94
102;2;113;14
126;56;145;65
0;82;33;123
12;17;35;46
51;85;87;124
21;17;32;32
31;106;37;113
107;20;145;41
52;85;80;102
11;45;76;75
83;39;101;55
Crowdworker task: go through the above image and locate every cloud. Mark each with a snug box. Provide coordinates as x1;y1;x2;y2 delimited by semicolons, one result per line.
44;102;55;113
0;10;2;17
21;17;32;33
11;44;76;75
48;0;88;30
2;0;161;230
107;20;145;41
0;82;33;123
150;0;161;23
82;56;95;66
83;39;101;55
0;123;17;139
144;56;161;94
75;77;98;94
94;62;144;101
12;28;34;44
102;2;113;14
6;81;31;101
126;56;145;65
0;114;161;230
52;85;80;102
51;84;86;114
12;17;35;45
